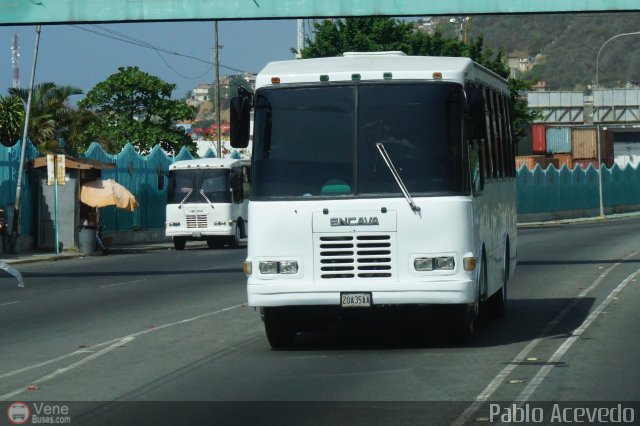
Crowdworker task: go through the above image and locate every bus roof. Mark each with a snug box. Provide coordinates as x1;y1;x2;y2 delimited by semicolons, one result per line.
169;158;246;171
256;52;508;94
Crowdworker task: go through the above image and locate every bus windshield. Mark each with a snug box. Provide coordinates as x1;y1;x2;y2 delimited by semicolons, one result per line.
251;82;469;199
167;169;231;204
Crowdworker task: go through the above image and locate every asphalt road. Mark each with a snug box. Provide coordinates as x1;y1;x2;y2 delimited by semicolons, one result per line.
1;218;640;425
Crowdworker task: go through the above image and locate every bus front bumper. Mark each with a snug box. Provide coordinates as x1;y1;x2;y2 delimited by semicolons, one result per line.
247;278;476;307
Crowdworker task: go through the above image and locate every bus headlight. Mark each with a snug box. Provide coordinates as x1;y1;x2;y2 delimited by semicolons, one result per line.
414;258;434;271
259;261;279;274
258;260;299;275
414;257;455;271
435;257;455;270
279;261;299;274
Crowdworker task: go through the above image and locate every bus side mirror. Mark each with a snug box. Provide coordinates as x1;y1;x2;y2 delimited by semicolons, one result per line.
230;87;252;149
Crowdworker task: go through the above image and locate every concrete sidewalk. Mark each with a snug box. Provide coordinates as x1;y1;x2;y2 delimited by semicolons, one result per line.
0;241;180;265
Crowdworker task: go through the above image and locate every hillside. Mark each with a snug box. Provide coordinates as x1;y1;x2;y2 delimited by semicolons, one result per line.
467;12;640;90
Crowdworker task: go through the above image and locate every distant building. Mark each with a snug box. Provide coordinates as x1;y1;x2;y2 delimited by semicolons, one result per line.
414;16;449;34
507;51;537;79
187;83;213;107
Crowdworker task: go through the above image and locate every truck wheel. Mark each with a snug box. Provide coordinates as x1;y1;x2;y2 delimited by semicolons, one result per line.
173;237;186;251
263;307;297;349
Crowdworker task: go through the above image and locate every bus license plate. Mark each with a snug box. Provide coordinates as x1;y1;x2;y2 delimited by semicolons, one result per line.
341;292;371;308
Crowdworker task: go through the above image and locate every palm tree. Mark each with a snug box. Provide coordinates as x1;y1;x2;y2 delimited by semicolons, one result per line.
9;82;83;152
0;95;24;147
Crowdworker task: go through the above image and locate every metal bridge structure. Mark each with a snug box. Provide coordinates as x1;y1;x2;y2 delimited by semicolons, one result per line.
1;1;639;25
528;89;640;126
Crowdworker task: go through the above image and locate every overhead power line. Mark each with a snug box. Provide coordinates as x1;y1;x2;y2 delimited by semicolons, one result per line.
70;24;249;76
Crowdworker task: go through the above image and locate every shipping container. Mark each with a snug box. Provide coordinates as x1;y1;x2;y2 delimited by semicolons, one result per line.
532;124;546;154
571;128;598;159
549;153;573;169
574;159;600;170
546;127;572;154
515;155;546;170
571;127;614;160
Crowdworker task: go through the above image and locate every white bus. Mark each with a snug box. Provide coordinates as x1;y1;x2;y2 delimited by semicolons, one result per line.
165;158;250;250
231;52;517;347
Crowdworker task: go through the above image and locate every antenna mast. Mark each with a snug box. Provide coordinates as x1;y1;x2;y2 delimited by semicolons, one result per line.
11;32;20;89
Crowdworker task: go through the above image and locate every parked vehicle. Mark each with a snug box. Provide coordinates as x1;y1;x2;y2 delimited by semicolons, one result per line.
165;158;250;250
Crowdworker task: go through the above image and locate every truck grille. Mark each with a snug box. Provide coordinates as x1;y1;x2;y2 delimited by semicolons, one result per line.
318;234;393;279
186;214;207;229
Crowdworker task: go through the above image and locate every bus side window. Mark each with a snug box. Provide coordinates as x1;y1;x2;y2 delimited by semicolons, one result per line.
231;168;244;204
242;165;251;198
467;85;485;194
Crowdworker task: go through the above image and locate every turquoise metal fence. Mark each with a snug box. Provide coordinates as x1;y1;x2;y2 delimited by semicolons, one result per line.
3;140;640;241
517;163;640;220
0;140;39;235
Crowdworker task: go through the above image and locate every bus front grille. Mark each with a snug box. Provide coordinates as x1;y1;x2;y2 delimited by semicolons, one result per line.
186;214;208;229
318;235;392;279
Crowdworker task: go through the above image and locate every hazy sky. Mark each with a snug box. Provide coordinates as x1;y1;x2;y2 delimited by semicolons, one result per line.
0;20;299;102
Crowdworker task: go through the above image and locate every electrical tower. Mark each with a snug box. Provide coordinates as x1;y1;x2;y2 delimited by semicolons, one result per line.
11;32;20;89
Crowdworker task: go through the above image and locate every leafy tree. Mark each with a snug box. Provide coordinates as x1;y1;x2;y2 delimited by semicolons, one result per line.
78;66;196;155
8;82;83;152
301;17;537;141
0;95;24;147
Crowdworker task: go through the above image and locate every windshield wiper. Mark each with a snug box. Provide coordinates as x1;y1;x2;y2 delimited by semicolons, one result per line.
178;188;193;209
376;143;421;213
199;189;215;209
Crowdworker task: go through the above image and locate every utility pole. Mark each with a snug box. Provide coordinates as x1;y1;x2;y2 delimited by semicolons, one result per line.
296;19;305;58
10;25;41;254
214;21;222;158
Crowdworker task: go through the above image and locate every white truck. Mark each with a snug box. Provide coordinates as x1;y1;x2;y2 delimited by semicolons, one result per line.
165;158;250;250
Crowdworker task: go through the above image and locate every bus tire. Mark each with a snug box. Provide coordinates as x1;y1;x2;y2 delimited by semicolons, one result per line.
263;307;297;349
489;245;509;319
230;222;242;248
173;237;186;251
207;238;222;249
453;302;476;343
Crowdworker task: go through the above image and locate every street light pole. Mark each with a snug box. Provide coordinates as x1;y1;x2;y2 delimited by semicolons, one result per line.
214;21;222;158
595;31;640;89
10;24;41;253
593;31;640;219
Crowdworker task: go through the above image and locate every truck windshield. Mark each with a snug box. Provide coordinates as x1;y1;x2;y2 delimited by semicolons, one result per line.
251;82;469;199
167;169;231;204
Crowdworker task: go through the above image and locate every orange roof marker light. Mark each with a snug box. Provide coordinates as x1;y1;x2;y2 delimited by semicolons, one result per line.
432;72;443;79
271;77;281;84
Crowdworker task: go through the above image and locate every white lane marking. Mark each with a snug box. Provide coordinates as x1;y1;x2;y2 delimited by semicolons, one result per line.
100;279;145;288
516;268;640;402
0;303;244;400
0;301;19;307
452;250;638;426
0;337;133;400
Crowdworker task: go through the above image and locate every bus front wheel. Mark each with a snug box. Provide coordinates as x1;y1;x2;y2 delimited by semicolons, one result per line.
262;307;297;349
173;237;186;251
